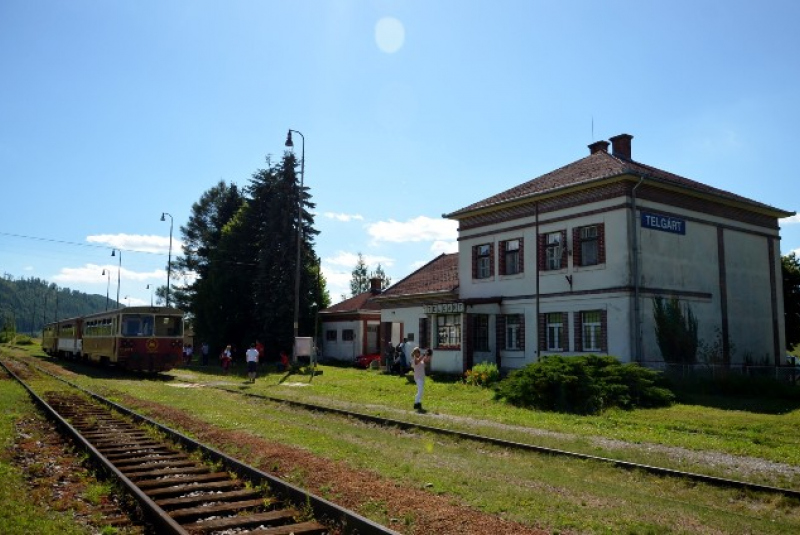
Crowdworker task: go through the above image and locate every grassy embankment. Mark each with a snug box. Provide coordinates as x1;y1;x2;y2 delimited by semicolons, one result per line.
0;345;89;535
6;341;800;534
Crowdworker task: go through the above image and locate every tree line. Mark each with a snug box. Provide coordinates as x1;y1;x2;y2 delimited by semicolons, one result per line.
169;151;330;361
0;274;111;337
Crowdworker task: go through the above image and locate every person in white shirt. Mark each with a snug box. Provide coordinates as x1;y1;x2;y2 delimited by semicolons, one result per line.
412;347;433;412
245;343;260;383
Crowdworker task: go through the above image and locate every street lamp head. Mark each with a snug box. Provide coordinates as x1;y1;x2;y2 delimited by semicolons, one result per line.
285;130;294;148
102;269;107;276
160;213;165;221
111;249;116;257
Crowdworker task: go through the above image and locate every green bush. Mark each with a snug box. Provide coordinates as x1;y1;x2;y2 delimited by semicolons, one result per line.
464;361;500;387
15;335;33;346
493;355;675;414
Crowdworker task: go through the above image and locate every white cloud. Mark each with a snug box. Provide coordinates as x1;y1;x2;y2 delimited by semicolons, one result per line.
53;263;165;285
367;216;458;244
408;260;428;271
86;233;182;254
430;240;458;255
323;212;364;222
781;214;800;224
325;251;394;269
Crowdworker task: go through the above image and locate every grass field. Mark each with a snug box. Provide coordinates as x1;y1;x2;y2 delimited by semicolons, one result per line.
4;342;800;533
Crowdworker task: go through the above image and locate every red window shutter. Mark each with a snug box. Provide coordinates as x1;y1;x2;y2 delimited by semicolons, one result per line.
498;241;506;275
560;231;568;269
518;314;525;350
489;243;495;277
561;312;569;352
574;312;582;352
518;237;525;274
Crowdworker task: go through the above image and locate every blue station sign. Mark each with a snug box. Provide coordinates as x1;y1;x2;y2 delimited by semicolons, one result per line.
641;212;686;235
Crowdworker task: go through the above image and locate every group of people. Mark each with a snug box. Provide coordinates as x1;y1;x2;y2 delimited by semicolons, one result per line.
219;340;265;381
214;337;434;412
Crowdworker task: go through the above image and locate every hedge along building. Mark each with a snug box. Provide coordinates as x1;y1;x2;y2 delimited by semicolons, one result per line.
439;133;794;371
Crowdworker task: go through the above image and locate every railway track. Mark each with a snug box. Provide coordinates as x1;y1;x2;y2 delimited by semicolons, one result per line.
1;357;398;535
209;384;800;501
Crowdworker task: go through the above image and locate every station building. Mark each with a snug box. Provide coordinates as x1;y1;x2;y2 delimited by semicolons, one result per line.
323;134;794;374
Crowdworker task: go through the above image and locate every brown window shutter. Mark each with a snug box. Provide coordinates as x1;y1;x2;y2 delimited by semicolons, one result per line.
518;314;525;350
572;228;582;267
561;312;569;352
601;309;608;352
574;312;582;352
489;243;495;277
560;230;568;269
419;317;429;348
538;313;546;351
537;234;546;271
598;223;606;264
496;315;506;352
498;241;506;275
472;245;478;279
464;314;474;370
518;237;525;274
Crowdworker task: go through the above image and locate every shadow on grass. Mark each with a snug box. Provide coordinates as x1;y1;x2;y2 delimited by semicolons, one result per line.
667;373;800;415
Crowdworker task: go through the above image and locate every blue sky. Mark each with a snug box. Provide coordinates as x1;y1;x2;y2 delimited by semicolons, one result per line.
1;0;798;308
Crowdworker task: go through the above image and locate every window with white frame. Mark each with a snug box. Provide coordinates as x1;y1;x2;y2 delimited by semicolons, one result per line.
476;244;492;279
580;225;599;266
582;311;602;351
505;314;524;350
546;313;564;351
545;232;563;270
436;314;461;348
503;239;521;275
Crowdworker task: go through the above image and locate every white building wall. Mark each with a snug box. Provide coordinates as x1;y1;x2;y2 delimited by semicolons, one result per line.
724;230;776;364
321;320;361;363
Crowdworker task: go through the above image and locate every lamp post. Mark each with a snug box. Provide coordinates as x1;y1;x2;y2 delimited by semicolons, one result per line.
111;249;122;309
101;269;111;311
160;212;173;308
285;129;305;364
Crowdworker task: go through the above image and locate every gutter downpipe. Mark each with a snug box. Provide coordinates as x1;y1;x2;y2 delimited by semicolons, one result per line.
535;202;540;362
631;173;645;363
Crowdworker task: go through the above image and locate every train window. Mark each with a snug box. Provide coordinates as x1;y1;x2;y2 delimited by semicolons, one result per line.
155;315;183;337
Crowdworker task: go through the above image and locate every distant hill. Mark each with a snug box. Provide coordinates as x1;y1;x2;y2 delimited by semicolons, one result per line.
0;274;117;336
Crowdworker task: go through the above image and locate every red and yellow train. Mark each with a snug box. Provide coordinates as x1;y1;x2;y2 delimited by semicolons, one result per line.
42;306;185;372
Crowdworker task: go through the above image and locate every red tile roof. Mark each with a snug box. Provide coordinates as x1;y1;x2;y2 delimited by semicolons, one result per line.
378;253;459;300
321;290;381;314
446;149;791;218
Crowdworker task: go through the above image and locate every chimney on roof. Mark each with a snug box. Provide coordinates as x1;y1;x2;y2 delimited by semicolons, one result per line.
609;133;633;160
588;140;610;155
369;277;383;294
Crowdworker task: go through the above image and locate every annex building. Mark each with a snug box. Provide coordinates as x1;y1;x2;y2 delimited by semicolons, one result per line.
322;134;794;374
